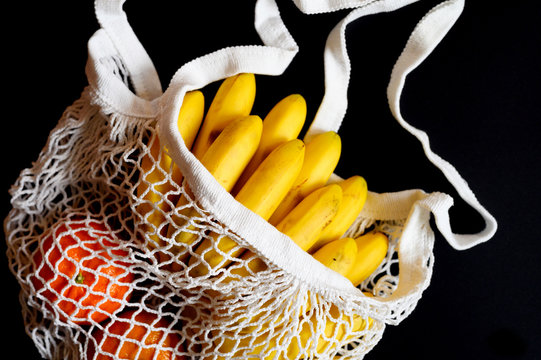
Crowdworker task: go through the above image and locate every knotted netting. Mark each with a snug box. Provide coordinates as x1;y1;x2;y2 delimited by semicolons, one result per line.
5;78;433;358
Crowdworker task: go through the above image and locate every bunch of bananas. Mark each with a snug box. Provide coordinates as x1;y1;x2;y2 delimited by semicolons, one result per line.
135;74;391;357
136;72;389;285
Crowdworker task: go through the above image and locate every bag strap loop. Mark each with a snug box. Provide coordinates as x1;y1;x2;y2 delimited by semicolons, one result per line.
302;0;420;142
94;0;163;101
304;0;497;249
387;0;497;249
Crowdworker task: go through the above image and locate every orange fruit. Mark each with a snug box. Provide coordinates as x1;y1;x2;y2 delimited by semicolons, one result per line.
30;218;134;325
89;309;185;360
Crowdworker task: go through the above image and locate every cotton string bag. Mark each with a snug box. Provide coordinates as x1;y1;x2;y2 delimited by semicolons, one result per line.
4;0;497;359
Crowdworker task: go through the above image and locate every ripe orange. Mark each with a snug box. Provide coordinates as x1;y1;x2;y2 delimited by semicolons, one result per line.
30;218;134;325
89;309;185;360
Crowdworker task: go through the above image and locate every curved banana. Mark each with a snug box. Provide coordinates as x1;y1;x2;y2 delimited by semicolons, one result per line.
204;305;373;360
169;90;206;186
232;94;306;195
197;115;263;191
136;90;204;248
268;131;341;226
348;231;389;286
191;73;256;159
166;115;263;263
311;237;358;277
202;329;279;360
310;175;368;252
189;139;305;276
276;183;342;251
304;237;357;322
231;183;343;277
289;304;374;358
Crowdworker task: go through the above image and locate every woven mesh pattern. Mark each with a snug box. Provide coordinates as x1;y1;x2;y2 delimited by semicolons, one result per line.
5;61;434;359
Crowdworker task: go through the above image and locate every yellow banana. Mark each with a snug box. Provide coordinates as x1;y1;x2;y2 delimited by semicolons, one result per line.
215;237;379;358
231;183;343;277
310;175;368;253
293;234;380;357
234;139;305;219
212;301;373;359
218;235;376;357
268;131;341;226
311;237;358;277
303;237;357;323
196;115;263;191
276;183;342;251
348;231;389;286
211;294;376;358
232;94;306;195
169;90;206;186
202;329;279;360
205;308;372;360
289;305;374;358
136;90;204;248
191;73;256;159
166;115;263;264
189;139;305;276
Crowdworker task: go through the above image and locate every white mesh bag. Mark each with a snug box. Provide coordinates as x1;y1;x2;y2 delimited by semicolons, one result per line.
4;0;497;359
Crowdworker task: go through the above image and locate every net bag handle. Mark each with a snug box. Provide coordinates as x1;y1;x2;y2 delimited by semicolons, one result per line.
94;0;163;101
388;1;498;249
304;0;498;250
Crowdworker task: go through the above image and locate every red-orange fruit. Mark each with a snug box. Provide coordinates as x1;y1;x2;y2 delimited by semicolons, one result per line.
30;218;134;325
89;309;185;360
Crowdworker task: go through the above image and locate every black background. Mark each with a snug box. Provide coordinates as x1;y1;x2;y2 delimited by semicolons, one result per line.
3;1;540;359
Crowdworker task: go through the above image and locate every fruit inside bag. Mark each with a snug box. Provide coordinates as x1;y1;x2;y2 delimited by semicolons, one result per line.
129;73;393;359
4;0;497;358
5;72;398;359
